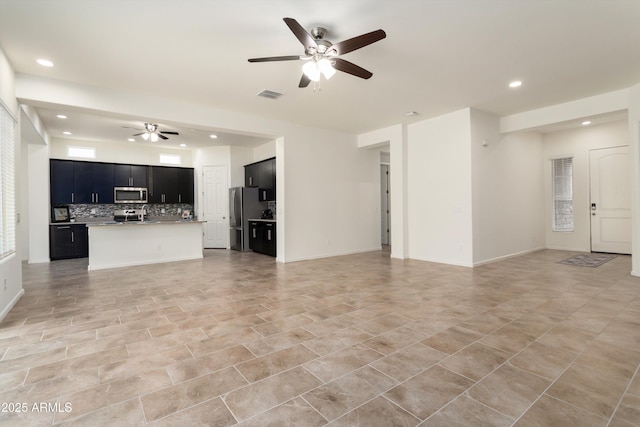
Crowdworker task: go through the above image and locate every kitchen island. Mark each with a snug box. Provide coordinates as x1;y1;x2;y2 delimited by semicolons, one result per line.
86;220;204;271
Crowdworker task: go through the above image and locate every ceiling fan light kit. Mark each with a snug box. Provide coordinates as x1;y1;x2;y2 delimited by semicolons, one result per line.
131;123;179;142
248;17;386;88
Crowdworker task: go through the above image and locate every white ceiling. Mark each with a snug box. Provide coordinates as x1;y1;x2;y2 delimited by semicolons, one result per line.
0;0;638;147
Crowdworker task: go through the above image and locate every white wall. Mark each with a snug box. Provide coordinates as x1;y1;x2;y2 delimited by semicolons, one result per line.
230;146;254;187
252;140;276;162
0;47;23;320
408;109;474;266
49;138;193;166
543;120;629;251
27;143;50;263
471;109;545;264
20;106;50;263
629;84;640;276
283;129;381;262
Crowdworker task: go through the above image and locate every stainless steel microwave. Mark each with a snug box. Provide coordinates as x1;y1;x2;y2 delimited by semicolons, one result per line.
114;187;148;204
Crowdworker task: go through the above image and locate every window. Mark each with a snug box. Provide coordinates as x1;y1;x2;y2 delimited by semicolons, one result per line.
67;146;96;159
0;100;16;260
552;157;573;231
159;153;181;165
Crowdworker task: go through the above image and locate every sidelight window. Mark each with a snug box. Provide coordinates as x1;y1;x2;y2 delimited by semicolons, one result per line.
552;157;573;232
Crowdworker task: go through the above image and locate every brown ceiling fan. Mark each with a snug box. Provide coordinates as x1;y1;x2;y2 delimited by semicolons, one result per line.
248;18;386;88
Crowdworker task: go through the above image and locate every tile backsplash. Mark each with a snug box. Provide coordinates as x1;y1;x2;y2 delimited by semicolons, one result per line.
69;204;194;220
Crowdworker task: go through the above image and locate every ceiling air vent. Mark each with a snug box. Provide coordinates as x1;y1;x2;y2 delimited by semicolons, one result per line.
257;89;283;100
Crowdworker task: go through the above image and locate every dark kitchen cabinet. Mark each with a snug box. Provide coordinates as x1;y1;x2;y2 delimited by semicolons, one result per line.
249;221;260;252
50;160;74;204
72;162;114;204
72;161;93;204
244;157;276;201
245;163;260;188
51;160;114;204
49;160;192;206
249;220;276;257
93;162;115;204
114;164;148;187
149;166;193;203
50;224;88;260
176;167;194;204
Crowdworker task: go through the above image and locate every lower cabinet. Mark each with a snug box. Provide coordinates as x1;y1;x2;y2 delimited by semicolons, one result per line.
50;224;89;260
249;221;276;257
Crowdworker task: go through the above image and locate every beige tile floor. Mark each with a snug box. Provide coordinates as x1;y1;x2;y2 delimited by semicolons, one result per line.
1;248;639;426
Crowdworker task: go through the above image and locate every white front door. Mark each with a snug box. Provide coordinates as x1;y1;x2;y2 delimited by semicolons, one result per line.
590;146;631;254
203;165;228;248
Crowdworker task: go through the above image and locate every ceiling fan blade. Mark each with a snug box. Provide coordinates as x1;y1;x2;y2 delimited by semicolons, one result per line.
299;74;311;88
158;134;168;140
248;55;302;63
160;131;179;135
132;132;145;136
122;125;144;131
330;29;386;55
332;58;373;79
284;17;317;49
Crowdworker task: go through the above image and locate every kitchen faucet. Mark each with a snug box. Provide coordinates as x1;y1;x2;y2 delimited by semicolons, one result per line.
141;205;148;221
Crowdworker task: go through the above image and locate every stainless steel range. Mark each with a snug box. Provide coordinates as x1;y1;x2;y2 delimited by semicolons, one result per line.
113;209;143;222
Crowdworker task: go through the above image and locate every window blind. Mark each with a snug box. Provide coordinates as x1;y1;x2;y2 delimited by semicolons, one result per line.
552;157;573;232
0;100;16;259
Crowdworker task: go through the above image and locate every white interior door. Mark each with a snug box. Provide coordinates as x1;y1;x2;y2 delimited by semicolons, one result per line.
590;146;631;254
203;165;228;248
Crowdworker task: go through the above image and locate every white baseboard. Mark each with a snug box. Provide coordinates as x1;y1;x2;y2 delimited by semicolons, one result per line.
283;247;382;263
473;246;547;267
0;289;25;322
544;245;590;252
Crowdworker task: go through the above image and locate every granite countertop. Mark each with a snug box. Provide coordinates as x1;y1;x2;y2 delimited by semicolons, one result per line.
86;219;203;227
52;216;202;226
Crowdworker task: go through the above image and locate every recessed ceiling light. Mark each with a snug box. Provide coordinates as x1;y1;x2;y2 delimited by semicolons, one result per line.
37;58;54;67
180;144;187;147
210;134;218;139
509;80;522;88
63;131;71;135
128;138;135;142
581;120;592;126
56;114;67;119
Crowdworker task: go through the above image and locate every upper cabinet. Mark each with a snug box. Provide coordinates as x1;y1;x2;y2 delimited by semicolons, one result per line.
244;157;276;201
244;162;260;188
50;159;74;204
50;160;193;205
114;164;148;188
176;167;195;204
149;166;194;204
50;160;114;204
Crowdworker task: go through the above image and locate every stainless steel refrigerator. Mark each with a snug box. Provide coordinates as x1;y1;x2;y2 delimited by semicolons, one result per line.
229;187;264;251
